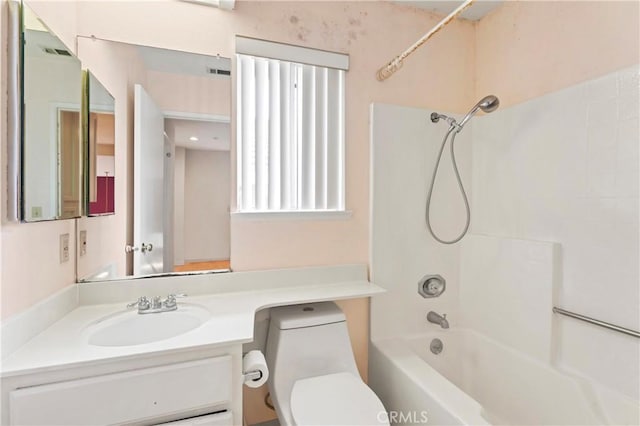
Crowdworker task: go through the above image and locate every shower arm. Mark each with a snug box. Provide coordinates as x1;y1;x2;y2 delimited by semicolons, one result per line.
376;0;475;81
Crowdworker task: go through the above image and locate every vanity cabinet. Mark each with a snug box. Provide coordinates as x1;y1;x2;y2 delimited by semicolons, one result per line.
2;346;242;426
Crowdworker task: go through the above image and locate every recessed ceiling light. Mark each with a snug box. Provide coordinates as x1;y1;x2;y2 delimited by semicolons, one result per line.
189;136;199;141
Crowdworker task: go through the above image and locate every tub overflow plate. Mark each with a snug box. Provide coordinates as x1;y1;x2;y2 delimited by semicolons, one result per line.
430;338;443;355
418;274;446;298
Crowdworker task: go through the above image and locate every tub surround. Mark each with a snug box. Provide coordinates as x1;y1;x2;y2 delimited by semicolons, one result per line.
459;235;559;363
369;103;470;342
472;65;640;399
1;264;383;377
369;66;640;423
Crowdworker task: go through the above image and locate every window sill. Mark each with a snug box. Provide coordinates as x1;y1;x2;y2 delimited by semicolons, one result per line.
231;210;353;221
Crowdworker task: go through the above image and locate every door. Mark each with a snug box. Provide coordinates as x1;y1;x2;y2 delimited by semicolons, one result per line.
133;84;165;275
58;109;81;218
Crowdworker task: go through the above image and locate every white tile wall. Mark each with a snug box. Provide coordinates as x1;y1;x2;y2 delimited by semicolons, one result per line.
472;65;640;400
459;235;558;363
370;103;473;340
371;66;638;404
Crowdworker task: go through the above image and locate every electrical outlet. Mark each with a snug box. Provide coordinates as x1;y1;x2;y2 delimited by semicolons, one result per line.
79;230;87;256
31;206;42;218
60;233;70;263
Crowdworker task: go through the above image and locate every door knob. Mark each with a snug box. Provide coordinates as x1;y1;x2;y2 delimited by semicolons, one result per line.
125;243;153;253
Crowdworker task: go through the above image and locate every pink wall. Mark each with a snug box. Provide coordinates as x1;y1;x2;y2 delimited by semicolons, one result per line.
227;1;476;270
64;0;475;272
0;0;78;319
476;0;640;107
0;2;474;319
1;220;77;318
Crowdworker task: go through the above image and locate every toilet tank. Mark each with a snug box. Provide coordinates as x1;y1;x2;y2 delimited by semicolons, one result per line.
265;302;360;400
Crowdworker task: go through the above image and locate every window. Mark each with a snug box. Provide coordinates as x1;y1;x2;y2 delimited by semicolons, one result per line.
236;37;348;213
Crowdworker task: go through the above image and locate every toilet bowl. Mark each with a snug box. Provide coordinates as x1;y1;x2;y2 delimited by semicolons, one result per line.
265;302;388;426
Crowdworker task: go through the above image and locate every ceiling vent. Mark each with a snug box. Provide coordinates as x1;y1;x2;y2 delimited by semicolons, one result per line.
42;46;72;57
207;67;231;76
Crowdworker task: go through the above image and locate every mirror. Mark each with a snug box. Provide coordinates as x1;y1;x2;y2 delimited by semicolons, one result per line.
86;72;116;216
165;117;231;274
78;39;231;282
21;3;83;221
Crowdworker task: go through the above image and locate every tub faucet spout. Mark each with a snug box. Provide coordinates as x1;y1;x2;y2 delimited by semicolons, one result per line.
427;311;449;329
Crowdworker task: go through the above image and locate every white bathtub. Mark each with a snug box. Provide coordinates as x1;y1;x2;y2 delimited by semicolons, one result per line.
370;329;639;425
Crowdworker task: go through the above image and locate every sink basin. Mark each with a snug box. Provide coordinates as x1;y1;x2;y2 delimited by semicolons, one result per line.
87;304;210;347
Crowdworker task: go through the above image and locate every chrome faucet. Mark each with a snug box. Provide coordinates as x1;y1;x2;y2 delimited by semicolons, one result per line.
127;294;187;314
427;311;449;329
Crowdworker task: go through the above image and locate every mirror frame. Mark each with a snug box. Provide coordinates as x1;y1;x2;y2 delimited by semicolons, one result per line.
7;1;21;222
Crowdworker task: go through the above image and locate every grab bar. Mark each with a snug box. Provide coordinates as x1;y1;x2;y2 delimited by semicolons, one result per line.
553;307;640;339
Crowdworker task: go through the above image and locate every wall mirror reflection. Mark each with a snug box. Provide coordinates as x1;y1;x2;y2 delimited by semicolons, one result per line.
21;3;83;221
87;72;116;216
77;39;231;281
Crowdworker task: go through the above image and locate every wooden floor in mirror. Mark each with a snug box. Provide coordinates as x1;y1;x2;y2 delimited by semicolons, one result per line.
174;260;231;272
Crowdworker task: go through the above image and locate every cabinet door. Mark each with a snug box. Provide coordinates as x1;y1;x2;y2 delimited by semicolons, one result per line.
10;357;232;425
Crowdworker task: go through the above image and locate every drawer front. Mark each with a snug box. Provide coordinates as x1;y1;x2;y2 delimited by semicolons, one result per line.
155;411;233;426
10;356;232;425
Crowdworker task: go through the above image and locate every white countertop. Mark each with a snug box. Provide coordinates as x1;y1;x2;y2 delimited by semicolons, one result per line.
1;266;384;377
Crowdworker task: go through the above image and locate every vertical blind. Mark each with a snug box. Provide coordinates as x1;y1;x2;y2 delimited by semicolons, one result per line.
236;53;345;212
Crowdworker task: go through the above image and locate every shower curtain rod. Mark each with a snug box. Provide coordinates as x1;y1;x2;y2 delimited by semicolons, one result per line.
376;0;475;81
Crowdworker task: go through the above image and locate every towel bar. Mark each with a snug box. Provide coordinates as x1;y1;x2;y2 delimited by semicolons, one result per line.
553;307;640;339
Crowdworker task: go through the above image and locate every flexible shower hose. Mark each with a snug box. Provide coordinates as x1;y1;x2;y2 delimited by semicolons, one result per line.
425;127;471;244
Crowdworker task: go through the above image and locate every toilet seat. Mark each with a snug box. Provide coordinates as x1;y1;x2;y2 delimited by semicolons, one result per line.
290;372;389;426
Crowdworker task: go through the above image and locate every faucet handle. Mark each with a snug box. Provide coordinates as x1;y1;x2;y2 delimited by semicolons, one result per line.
164;293;187;309
127;296;150;310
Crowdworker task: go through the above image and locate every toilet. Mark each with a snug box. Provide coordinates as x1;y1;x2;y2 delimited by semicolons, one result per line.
265;302;389;426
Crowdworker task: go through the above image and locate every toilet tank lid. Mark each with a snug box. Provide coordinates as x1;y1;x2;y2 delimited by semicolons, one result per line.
270;302;346;330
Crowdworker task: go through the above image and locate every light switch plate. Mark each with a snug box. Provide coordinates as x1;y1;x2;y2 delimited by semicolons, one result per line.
79;230;87;256
60;233;70;263
31;206;42;219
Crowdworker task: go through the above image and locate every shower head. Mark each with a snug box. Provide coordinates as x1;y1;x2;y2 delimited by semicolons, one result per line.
457;95;500;130
479;95;500;113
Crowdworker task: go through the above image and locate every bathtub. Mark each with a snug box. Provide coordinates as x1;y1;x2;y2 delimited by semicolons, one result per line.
370;329;639;425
